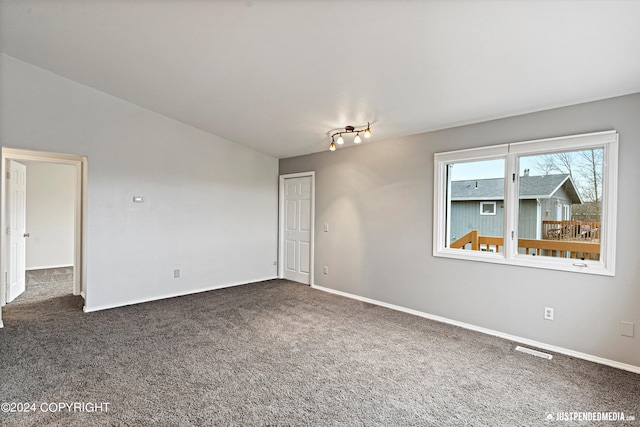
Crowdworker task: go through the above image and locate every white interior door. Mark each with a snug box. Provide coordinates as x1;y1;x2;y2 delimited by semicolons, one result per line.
7;160;27;303
283;176;311;284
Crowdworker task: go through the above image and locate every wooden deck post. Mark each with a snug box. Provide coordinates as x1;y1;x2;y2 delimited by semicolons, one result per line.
471;229;479;251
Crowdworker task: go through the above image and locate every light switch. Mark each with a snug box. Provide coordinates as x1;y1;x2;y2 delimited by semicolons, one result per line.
324;223;329;232
133;196;144;203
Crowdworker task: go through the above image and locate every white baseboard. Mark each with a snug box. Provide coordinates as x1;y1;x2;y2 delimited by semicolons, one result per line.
26;264;73;271
311;284;640;375
83;276;278;313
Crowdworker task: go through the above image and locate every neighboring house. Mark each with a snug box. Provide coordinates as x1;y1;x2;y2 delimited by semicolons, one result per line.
449;173;582;244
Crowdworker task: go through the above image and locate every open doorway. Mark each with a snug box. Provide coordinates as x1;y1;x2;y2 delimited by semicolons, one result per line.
17;161;75;305
0;148;87;327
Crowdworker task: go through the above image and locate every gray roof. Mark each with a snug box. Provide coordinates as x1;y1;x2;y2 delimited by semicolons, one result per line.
451;174;582;203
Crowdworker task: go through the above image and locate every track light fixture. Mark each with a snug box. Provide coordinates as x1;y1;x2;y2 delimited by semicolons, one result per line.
329;122;372;151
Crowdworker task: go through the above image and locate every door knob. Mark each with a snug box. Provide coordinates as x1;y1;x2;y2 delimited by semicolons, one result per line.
23;233;30;238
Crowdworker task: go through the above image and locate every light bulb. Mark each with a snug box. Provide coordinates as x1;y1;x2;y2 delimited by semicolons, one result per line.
364;127;371;138
329;141;336;151
337;134;344;145
354;133;362;143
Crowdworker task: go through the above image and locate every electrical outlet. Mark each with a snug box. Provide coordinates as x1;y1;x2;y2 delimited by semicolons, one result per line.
174;269;180;278
544;307;554;321
324;223;329;232
323;266;328;275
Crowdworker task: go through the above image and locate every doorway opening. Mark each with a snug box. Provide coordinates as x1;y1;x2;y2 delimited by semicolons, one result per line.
278;172;315;285
0;148;87;327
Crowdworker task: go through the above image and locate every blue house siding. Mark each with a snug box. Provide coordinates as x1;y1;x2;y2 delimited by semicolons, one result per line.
450;199;538;244
449;174;581;247
518;199;539;239
450;200;504;243
539;186;573;222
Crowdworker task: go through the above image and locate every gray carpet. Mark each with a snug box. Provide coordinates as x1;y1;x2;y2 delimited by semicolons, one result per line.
9;267;74;307
0;277;638;426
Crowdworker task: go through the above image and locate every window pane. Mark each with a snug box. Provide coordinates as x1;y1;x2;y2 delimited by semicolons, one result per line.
518;148;603;260
480;202;496;215
447;159;505;252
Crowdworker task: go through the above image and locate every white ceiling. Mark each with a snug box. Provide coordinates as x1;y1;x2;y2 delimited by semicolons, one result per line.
1;1;639;159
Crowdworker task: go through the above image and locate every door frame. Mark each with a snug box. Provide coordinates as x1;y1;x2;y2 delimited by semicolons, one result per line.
6;160;27;303
278;172;315;285
0;147;88;327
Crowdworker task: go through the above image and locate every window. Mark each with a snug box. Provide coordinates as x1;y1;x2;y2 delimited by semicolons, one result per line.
433;131;618;276
480;202;497;216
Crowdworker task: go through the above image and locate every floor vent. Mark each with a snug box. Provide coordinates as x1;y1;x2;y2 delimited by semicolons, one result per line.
515;345;553;360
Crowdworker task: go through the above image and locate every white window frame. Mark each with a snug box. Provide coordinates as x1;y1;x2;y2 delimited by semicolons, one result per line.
480;201;497;216
433;130;618;276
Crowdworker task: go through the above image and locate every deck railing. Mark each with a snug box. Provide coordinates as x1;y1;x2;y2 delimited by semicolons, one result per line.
450;230;600;260
542;220;600;242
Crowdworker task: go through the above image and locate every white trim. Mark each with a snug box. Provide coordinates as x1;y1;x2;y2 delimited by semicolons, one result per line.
26;264;74;271
479;201;496;216
535;200;542;240
80;156;88;301
600;134;618;276
505;150;520;261
278;172;315;285
548;175;571;201
311;284;640;375
1;148;88;326
515;345;553;360
509;130;617;154
83;276;277;313
434;143;509;163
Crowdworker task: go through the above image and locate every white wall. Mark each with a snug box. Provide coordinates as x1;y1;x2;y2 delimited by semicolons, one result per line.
280;93;640;370
0;53;279;311
24;161;75;270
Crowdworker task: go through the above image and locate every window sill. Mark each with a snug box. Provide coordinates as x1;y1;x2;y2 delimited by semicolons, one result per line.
433;249;614;276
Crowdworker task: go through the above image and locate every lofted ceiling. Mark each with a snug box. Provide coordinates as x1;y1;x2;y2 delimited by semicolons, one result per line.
1;1;639;159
